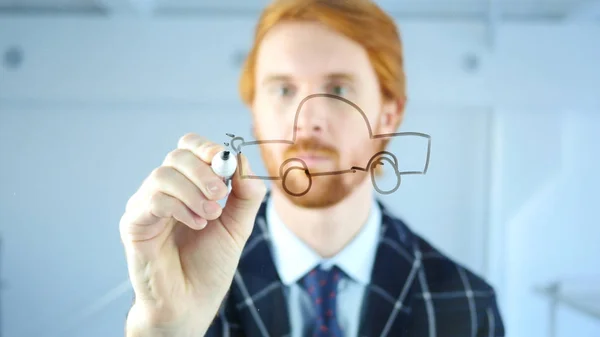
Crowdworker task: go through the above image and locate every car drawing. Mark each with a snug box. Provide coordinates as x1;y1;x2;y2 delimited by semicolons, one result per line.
223;93;431;196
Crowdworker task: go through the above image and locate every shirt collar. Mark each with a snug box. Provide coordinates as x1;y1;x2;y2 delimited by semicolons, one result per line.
267;196;382;286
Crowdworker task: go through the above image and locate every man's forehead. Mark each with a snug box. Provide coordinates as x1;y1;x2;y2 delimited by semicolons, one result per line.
255;43;365;80
255;21;370;82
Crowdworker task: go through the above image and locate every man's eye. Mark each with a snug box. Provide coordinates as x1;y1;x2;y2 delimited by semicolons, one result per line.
330;84;348;96
278;85;294;96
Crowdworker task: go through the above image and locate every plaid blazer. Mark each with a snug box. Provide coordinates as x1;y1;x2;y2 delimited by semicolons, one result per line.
205;192;505;337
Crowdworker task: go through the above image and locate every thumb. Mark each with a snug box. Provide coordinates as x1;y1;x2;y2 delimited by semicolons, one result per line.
221;153;267;237
230;152;266;201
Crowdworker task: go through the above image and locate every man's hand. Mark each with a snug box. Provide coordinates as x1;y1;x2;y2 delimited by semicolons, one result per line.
120;133;267;335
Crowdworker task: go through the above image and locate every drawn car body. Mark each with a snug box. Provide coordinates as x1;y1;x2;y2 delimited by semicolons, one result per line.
225;93;431;196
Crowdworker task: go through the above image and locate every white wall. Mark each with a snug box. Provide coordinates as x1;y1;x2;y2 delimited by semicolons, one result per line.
487;24;600;337
0;16;598;337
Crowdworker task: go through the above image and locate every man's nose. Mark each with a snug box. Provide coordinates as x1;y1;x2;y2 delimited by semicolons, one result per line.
294;98;327;138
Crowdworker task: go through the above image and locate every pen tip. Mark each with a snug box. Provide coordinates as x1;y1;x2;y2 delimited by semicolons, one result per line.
222;151;230;160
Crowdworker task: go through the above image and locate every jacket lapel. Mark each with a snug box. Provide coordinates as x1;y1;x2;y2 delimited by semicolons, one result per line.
232;196;291;337
358;200;423;337
232;195;422;337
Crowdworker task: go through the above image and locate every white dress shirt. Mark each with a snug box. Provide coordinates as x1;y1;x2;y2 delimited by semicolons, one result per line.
266;198;382;337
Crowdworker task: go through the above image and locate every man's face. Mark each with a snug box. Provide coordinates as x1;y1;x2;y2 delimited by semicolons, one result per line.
251;21;400;208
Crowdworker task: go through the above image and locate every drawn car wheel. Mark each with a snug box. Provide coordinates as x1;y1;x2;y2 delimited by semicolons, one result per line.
370;155;401;194
280;158;312;197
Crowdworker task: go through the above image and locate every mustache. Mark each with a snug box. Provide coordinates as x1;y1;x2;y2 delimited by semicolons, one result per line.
284;138;338;158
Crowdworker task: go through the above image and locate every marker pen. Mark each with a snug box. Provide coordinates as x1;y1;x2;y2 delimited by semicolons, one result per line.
211;150;238;190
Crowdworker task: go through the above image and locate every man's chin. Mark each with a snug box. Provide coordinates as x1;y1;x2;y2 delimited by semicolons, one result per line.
289;194;339;209
274;179;351;208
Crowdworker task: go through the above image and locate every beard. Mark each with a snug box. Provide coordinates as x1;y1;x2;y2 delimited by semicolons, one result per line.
257;134;385;209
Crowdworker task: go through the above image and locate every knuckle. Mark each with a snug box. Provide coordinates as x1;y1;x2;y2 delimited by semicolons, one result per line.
148;192;169;217
197;140;216;153
119;212;139;241
178;132;206;149
164;148;190;165
118;212;131;232
201;143;225;159
149;165;173;182
125;192;139;212
178;132;197;145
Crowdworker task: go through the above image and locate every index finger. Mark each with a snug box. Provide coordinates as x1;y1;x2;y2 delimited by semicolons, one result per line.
177;133;226;163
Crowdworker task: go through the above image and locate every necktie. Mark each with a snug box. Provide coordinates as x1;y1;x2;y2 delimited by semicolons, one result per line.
300;265;344;337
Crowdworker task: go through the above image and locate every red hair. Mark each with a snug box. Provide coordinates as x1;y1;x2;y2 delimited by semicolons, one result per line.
239;0;406;109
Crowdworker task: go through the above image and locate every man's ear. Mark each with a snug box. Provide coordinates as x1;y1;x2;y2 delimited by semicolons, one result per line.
379;98;405;133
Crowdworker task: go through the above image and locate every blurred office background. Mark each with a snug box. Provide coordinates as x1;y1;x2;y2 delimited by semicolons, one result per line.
0;0;599;336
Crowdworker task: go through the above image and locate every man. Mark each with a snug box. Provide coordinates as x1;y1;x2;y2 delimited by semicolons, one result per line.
120;0;505;336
